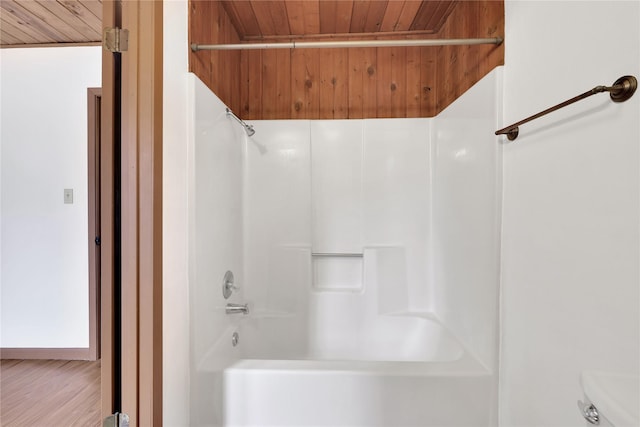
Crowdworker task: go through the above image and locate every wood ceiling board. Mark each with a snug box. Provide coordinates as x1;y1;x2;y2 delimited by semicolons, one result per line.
38;0;100;39
0;3;59;43
411;0;455;31
283;0;306;35
189;0;504;120
426;0;457;31
394;1;423;32
222;0;455;39
7;0;90;41
363;0;388;33
78;0;102;20
379;1;406;32
249;1;279;37
58;0;101;34
319;1;337;34
221;1;260;37
349;0;370;33
334;1;354;33
0;0;103;46
302;0;320;35
1;27;22;44
405;46;421;117
0;16;44;44
266;1;291;36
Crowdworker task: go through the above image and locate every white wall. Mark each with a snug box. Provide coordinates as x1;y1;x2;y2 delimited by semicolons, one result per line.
0;46;101;348
432;68;503;374
189;75;245;427
500;2;640;426
244;119;434;318
163;0;191;425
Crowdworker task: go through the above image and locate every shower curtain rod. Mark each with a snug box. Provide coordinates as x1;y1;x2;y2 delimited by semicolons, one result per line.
495;75;637;141
191;37;502;51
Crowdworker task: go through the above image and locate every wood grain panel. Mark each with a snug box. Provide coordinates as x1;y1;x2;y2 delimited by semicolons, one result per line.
276;49;292;117
240;49;263;119
303;48;321;118
379;1;405;32
261;50;278;118
283;0;306;35
363;0;388;33
334;0;354;33
376;47;392;117
290;47;307;118
390;47;407;117
333;48;349;118
0;17;43;44
1;0;80;41
268;1;292;36
0;360;101;427
411;1;455;31
189;0;242;115
303;0;321;35
420;46;437;116
0;3;58;43
189;0;504;120
79;0;102;19
434;0;504;112
318;48;335;118
349;0;370;33
59;0;102;34
317;48;349;118
395;1;423;32
37;0;101;39
319;1;337;34
405;47;421;117
250;1;278;35
0;0;102;46
0;28;22;44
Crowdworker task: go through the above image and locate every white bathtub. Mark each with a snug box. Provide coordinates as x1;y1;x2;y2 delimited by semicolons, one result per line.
193;249;496;426
204;315;495;427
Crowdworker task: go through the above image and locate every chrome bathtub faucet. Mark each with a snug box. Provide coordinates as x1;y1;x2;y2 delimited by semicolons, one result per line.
226;303;249;315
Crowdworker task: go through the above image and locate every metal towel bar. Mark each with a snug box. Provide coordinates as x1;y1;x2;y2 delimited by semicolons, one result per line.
495;75;637;141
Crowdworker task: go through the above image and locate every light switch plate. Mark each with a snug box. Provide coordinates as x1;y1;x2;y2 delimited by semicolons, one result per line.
64;189;73;204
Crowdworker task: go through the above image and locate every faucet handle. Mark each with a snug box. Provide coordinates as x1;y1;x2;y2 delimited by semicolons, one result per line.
577;400;599;425
222;270;239;299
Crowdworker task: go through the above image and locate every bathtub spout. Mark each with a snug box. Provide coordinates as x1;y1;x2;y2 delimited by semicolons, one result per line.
226;303;249;315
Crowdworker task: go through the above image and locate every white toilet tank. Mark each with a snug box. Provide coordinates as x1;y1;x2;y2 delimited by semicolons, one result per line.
580;371;640;427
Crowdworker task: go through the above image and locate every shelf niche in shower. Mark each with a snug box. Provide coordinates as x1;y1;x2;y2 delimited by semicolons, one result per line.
311;253;363;292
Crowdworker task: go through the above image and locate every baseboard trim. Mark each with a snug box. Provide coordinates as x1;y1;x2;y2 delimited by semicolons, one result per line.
0;347;93;360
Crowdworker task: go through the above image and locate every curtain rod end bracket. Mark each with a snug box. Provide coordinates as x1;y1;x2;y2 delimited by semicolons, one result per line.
610;75;637;103
190;43;199;52
495;127;519;141
506;127;519;140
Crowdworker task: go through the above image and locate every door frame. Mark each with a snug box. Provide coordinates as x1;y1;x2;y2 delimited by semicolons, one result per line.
87;87;102;362
101;1;163;425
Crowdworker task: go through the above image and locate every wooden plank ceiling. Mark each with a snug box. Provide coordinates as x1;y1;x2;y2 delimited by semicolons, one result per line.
0;0;102;47
221;0;457;39
190;0;505;120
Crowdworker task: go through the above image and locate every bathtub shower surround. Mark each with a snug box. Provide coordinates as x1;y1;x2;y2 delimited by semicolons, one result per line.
189;68;502;426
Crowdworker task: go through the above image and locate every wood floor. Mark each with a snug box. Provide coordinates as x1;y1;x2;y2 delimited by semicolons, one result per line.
0;359;101;427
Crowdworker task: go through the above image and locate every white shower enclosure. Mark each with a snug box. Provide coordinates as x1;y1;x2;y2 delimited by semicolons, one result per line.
188;68;503;426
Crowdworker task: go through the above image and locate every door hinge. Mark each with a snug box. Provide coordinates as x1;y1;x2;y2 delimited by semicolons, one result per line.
103;412;129;427
103;27;129;53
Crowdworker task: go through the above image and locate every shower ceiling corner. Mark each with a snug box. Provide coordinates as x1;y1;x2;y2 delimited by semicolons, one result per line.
188;0;504;120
